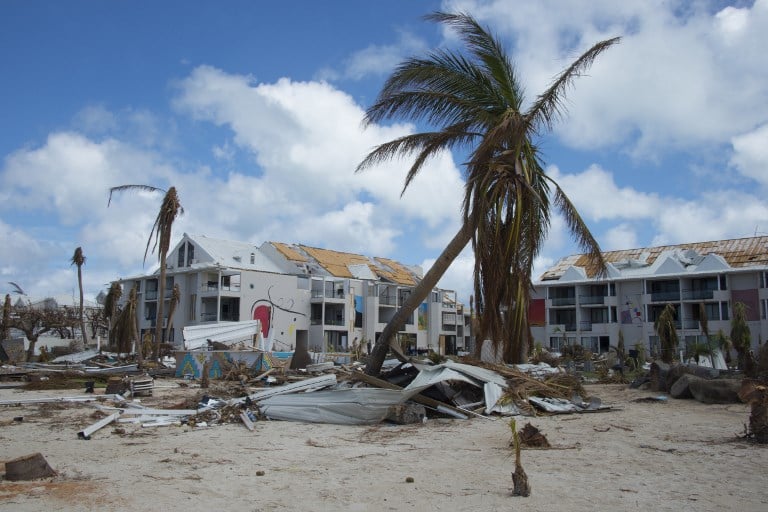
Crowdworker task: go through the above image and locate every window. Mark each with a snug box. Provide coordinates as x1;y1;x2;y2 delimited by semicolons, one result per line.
721;302;730;321
250;253;255;264
719;275;727;290
186;243;195;266
178;244;186;267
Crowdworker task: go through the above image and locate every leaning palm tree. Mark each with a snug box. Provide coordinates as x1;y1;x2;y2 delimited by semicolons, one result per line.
654;303;679;364
70;246;89;347
357;12;617;374
109;185;183;360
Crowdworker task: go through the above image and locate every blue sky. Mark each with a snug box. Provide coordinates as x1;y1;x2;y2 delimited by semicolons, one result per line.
2;0;767;306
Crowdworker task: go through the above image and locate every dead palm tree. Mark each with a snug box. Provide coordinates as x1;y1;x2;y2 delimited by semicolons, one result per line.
731;301;752;371
1;294;10;341
103;282;122;351
70;246;89;347
108;185;183;360
654;303;679;363
112;284;139;358
357;12;616;374
165;283;181;349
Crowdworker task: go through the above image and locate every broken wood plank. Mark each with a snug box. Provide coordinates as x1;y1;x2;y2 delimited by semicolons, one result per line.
78;412;122;440
240;411;256;431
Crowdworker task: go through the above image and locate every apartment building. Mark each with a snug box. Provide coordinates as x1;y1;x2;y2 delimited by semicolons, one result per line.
116;234;471;355
530;236;768;357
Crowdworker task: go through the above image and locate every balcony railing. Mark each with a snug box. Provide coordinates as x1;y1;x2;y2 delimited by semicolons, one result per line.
651;291;680;302
551;297;576;306
579;321;592;331
379;294;397;306
323;318;344;326
579;295;605;305
681;289;714;300
682;319;699;329
201;283;242;292
145;290;158;300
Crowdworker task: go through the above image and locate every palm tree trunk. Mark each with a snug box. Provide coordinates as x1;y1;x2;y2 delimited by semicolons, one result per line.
77;265;89;346
154;255;166;360
365;220;474;376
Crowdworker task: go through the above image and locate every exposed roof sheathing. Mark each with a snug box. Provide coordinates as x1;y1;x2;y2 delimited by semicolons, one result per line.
268;242;420;285
272;242;309;263
540;236;768;281
374;257;417;286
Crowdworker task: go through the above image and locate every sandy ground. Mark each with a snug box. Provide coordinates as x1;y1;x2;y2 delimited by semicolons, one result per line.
1;380;767;512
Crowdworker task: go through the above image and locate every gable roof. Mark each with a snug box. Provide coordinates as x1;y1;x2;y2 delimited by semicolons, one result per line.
540;236;768;281
186;234;283;273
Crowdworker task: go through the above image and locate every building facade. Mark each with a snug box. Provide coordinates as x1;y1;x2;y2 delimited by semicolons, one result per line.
530;236;768;357
116;234;472;355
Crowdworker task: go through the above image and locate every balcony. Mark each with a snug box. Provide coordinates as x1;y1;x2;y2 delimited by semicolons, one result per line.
579;295;605;305
379;294;397;306
551;297;576;306
682;319;700;329
145;290;158;300
682;289;714;301
579;321;592;331
651;291;680;302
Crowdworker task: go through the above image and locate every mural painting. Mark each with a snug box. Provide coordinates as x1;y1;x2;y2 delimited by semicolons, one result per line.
251;285;306;352
621;294;643;324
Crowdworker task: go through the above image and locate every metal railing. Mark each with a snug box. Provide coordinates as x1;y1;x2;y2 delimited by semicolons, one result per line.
551;297;576;306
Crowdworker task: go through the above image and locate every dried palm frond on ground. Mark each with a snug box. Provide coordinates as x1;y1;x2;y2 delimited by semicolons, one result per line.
477;361;586;413
515;422;551;448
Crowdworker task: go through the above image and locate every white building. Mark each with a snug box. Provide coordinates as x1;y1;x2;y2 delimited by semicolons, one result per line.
116;234;472;355
530;236;768;357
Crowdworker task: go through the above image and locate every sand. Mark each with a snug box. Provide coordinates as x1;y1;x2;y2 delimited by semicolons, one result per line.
1;382;767;512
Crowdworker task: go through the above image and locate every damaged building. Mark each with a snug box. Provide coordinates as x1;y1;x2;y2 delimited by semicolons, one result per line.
114;234;473;357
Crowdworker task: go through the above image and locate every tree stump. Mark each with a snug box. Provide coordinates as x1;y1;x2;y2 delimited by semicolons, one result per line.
4;453;57;481
510;422;531;497
739;380;768;443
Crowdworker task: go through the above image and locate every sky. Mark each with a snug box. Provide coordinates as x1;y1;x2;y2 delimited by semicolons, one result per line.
1;0;767;307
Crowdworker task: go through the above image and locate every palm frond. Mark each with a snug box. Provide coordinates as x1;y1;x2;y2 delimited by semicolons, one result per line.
526;37;621;132
107;184;166;206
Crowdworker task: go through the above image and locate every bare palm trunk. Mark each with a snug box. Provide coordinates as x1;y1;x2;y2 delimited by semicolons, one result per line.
154;256;166;360
77;265;89;346
365;221;474;375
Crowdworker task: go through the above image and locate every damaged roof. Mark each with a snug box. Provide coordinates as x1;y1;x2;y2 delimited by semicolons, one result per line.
269;242;421;285
540;235;768;281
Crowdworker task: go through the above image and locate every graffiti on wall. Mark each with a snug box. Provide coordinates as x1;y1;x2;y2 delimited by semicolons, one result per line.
251;285;306;351
621;294;643;324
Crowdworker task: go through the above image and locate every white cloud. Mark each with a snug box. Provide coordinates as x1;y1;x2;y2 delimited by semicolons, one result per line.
443;0;768;159
730;123;768;186
548;164;662;221
340;31;429;81
172;65;465;235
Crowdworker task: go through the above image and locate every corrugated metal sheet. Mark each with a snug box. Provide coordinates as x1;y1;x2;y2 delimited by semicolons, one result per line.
540;236;768;280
